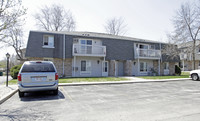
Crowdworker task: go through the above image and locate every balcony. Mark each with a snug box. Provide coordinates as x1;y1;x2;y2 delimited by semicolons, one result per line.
135;49;161;59
73;44;106;57
179;53;188;60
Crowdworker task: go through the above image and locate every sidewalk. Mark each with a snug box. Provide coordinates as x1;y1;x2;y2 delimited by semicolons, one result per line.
0;77;191;105
0;76;12;85
0;85;18;104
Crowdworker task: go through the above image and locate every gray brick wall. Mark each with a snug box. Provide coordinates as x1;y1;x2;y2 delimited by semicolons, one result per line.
102;38;134;60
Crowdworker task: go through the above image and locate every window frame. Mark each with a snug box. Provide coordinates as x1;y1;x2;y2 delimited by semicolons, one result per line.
150;45;155;50
43;35;55;48
164;62;169;70
80;60;91;75
140;62;147;72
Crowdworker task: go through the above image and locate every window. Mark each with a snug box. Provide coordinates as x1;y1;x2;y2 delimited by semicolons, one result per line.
139;44;148;49
140;62;147;72
164;62;169;70
43;35;54;48
21;63;55;73
103;61;108;72
81;60;91;72
80;39;92;54
150;45;155;50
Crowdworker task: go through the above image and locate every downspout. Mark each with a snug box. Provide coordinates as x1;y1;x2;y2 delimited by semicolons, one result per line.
63;34;65;77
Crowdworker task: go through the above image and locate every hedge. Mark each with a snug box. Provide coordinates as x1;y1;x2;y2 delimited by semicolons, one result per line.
10;64;22;79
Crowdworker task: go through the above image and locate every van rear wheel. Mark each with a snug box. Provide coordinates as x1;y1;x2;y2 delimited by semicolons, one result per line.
18;90;24;97
53;88;58;95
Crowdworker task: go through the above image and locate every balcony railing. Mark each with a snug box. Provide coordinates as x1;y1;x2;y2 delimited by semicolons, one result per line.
135;49;161;59
73;44;106;57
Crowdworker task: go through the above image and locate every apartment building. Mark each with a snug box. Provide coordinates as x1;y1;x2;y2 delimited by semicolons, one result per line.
25;31;179;77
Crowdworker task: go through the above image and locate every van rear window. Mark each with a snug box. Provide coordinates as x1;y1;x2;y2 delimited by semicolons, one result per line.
21;63;55;72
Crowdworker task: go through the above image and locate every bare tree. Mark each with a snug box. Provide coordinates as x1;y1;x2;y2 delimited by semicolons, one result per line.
0;0;26;61
34;4;76;31
104;17;127;35
2;25;24;60
170;2;200;69
0;0;26;41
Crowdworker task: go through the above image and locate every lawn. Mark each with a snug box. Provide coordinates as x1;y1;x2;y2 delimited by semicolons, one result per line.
59;77;130;83
7;72;190;84
7;77;130;84
7;79;18;85
138;71;190;79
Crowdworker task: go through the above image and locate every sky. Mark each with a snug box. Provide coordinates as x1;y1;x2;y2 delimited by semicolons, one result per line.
0;0;191;60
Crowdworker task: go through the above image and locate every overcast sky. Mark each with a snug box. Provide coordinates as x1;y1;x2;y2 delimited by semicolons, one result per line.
0;0;192;60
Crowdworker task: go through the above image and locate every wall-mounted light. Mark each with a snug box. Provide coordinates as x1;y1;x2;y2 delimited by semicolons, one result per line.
134;62;136;65
97;60;100;64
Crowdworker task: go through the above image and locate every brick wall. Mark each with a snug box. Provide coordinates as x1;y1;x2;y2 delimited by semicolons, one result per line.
27;57;72;77
124;60;132;76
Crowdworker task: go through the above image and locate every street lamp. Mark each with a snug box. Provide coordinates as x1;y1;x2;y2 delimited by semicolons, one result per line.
6;53;10;87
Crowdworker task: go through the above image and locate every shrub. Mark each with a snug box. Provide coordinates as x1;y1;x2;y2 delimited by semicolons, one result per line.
175;65;181;76
0;72;3;76
10;64;22;79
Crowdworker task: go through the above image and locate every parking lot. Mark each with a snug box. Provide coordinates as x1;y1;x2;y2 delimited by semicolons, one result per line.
1;80;200;121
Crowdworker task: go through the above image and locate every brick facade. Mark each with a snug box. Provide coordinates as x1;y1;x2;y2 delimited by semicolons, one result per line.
109;60;116;76
27;57;72;77
124;60;132;76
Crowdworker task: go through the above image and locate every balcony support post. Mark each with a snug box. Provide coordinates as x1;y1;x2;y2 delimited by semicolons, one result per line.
74;56;76;77
158;59;160;76
137;58;140;76
182;60;184;71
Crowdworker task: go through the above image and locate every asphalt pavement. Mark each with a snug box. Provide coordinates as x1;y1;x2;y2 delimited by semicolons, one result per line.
1;79;200;121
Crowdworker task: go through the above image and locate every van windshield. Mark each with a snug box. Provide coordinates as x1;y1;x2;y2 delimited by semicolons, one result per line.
21;63;55;72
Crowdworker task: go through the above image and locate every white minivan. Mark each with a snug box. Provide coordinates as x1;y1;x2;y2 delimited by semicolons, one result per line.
18;61;59;97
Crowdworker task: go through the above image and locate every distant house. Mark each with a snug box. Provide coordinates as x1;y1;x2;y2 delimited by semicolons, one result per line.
25;31;179;77
179;40;200;71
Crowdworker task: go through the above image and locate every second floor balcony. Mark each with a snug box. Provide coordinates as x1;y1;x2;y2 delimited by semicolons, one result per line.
135;49;161;59
72;44;106;57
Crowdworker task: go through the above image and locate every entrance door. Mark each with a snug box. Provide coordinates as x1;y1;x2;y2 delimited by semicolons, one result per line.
102;61;108;76
164;62;169;75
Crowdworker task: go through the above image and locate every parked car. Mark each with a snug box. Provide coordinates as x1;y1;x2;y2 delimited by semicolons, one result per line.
18;61;59;97
190;70;200;81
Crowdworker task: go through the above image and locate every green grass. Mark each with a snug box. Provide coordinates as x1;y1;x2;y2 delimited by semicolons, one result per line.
139;72;190;79
7;79;18;85
7;77;130;84
59;77;130;83
8;72;190;84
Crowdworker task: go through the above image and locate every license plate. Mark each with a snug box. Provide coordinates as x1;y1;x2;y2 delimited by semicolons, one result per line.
31;76;46;81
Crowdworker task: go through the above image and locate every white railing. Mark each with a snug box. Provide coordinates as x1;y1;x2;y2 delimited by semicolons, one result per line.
179;53;187;60
135;49;161;59
73;44;106;56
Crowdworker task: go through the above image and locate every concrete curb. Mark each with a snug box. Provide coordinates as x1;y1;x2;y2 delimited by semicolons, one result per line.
58;78;191;86
0;89;18;105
